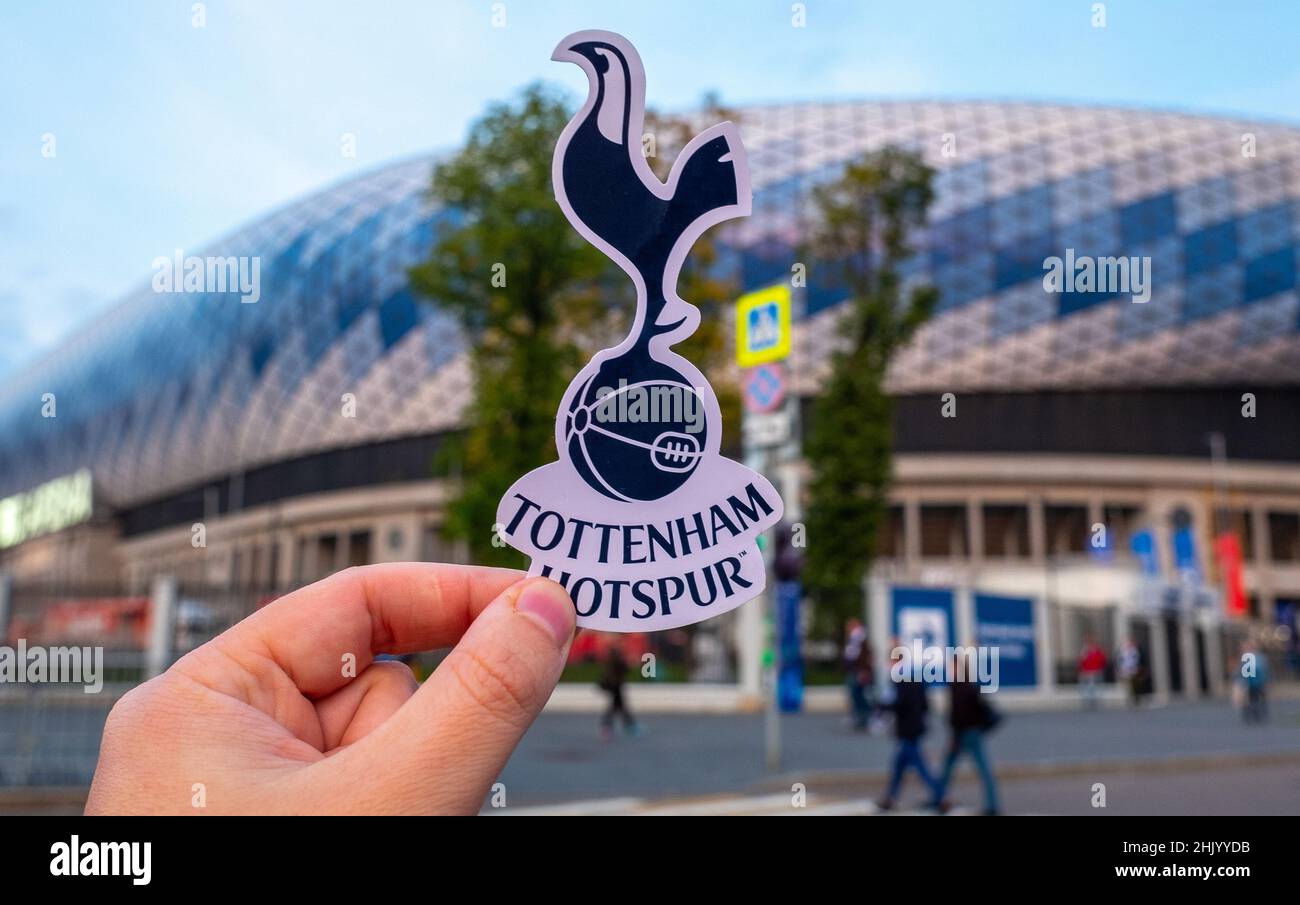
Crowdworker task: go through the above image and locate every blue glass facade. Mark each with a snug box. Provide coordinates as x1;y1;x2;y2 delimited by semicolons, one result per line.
1;102;1298;509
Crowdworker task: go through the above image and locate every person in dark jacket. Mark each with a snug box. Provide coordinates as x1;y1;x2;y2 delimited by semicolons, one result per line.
843;619;875;731
935;669;1001;815
876;646;943;811
598;645;637;739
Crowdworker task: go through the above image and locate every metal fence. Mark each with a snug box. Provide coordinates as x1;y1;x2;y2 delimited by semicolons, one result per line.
0;579;285;793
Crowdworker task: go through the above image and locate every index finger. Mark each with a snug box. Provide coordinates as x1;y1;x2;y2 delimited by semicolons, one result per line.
210;563;524;697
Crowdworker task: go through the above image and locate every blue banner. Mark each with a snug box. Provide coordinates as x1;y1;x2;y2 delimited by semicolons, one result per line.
891;587;956;652
776;580;803;712
1130;529;1160;577
974;594;1038;688
1173;524;1201;582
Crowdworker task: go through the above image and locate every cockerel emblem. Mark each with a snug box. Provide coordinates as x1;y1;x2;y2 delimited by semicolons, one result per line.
494;30;782;633
552;29;750;501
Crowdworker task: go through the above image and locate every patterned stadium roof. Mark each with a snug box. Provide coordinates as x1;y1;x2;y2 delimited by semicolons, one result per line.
2;101;1298;507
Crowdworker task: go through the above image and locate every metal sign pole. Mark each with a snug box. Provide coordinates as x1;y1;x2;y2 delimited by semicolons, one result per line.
741;405;778;771
736;283;796;773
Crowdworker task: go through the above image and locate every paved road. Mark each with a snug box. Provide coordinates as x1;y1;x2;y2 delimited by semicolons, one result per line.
495;762;1300;816
491;697;1300;812
3;692;1299;815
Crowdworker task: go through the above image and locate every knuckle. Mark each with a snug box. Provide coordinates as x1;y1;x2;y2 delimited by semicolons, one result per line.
105;679;155;725
101;676;170;741
445;646;535;728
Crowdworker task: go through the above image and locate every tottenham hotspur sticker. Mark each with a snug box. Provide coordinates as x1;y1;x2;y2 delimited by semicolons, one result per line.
495;29;784;632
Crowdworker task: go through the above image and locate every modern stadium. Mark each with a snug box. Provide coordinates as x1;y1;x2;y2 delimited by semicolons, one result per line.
2;100;1299;703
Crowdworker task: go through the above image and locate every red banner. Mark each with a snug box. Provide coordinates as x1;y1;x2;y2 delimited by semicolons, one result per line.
1215;532;1247;618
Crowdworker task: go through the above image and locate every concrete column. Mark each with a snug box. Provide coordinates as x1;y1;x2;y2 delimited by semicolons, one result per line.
248;544;262;586
1179;613;1200;698
1149;499;1176;582
146;575;178;679
868;575;891;698
1110;606;1128;658
215;546;234;588
275;530;296;587
1188;496;1215;587
1249;505;1269;567
203;545;223;586
903;497;921;576
1110;605;1128;700
1202;611;1225;697
332;531;350;573
954;583;974;647
1028;495;1046;565
1148;614;1171;704
1033;595;1055;695
1250;505;1274;622
967;497;984;569
1087;496;1104;535
301;535;319;584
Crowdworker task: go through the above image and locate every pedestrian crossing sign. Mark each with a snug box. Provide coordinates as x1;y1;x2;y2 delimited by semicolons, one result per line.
735;284;791;367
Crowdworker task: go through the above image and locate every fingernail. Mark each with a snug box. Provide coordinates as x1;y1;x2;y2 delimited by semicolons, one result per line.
514;579;575;647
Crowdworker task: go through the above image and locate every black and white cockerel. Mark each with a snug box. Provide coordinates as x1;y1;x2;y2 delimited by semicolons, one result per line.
550;30;751;501
551;29;751;347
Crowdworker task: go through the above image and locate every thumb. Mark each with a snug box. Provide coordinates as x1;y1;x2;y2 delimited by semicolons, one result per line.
338;576;575;814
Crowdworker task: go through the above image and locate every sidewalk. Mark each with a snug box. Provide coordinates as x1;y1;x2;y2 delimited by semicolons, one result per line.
3;693;1297;815
493;697;1300;809
492;757;1300;816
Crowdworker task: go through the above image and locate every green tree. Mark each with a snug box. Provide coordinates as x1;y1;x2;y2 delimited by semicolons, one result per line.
410;83;609;567
802;148;938;633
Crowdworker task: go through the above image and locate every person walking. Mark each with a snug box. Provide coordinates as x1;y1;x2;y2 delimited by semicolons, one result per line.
1117;636;1146;707
1239;639;1271;723
843;619;874;731
935;668;1001;815
876;647;943;811
598;643;638;739
1077;634;1107;709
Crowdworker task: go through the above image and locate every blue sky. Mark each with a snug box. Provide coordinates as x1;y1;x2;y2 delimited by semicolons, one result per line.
2;0;1298;379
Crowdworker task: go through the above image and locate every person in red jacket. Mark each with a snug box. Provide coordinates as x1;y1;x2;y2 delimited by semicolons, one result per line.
1077;635;1107;710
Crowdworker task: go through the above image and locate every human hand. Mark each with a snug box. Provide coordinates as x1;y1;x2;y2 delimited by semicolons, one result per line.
85;564;576;815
